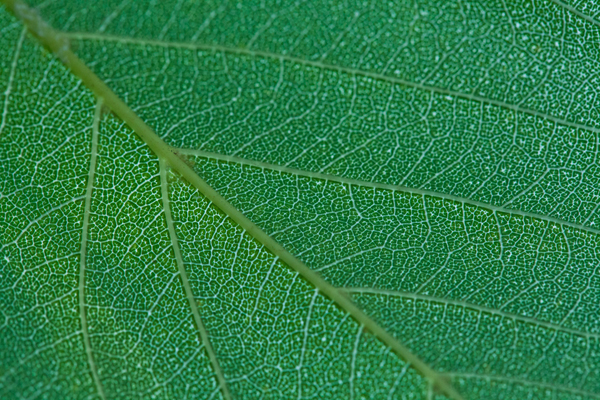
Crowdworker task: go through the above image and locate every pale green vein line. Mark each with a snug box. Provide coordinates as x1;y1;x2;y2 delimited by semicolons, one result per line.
0;26;25;138
344;287;600;339
387;363;412;399
79;98;106;400
158;158;232;400
63;31;600;135
297;289;319;400
176;148;600;237
0;331;82;385
1;195;86;249
97;0;131;33
426;380;434;400
449;372;600;399
0;2;463;398
550;0;600;28
349;325;363;400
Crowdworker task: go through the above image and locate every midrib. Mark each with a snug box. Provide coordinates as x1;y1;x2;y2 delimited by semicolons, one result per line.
61;31;600;236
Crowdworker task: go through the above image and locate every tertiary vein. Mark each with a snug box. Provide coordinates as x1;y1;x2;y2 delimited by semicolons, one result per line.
549;0;600;27
0;26;24;138
449;372;600;399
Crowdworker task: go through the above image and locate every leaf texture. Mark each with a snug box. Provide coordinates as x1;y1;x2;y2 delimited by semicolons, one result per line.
1;1;600;399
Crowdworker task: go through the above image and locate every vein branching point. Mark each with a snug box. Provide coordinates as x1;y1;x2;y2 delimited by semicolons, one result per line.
1;0;464;398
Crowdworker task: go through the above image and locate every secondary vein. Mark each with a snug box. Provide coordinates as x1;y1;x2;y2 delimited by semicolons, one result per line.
344;287;600;340
449;372;600;399
0;1;464;399
64;31;600;136
176;147;600;237
79;98;106;400
158;158;232;400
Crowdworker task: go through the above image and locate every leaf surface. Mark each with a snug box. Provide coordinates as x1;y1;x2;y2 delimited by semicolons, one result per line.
1;1;600;399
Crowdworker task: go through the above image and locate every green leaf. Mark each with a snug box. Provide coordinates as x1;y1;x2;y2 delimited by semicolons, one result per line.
1;0;599;399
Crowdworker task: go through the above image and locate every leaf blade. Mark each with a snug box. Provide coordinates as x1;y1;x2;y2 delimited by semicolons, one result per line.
1;1;461;398
2;0;600;398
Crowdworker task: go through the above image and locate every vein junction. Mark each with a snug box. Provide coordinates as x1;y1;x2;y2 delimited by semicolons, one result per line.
65;31;600;135
180;150;600;343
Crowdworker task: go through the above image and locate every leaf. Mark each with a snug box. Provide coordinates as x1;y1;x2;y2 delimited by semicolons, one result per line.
1;0;599;399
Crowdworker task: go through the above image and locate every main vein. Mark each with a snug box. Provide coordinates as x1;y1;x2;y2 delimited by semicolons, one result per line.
79;98;105;400
158;158;232;400
0;1;463;398
176;148;600;237
64;31;600;135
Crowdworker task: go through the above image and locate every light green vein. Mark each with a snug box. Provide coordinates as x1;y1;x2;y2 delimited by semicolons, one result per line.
426;380;434;400
349;325;363;400
0;26;24;138
1;195;86;249
176;147;600;237
344;287;600;340
550;0;600;27
0;1;463;398
158;158;232;400
79;98;105;400
450;372;600;399
63;31;600;135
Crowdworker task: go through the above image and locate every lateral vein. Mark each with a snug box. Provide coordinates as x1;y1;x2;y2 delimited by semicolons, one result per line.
158;158;232;400
344;287;600;339
63;31;600;135
449;372;600;399
175;147;600;236
0;1;463;399
79;98;106;400
1;195;86;249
